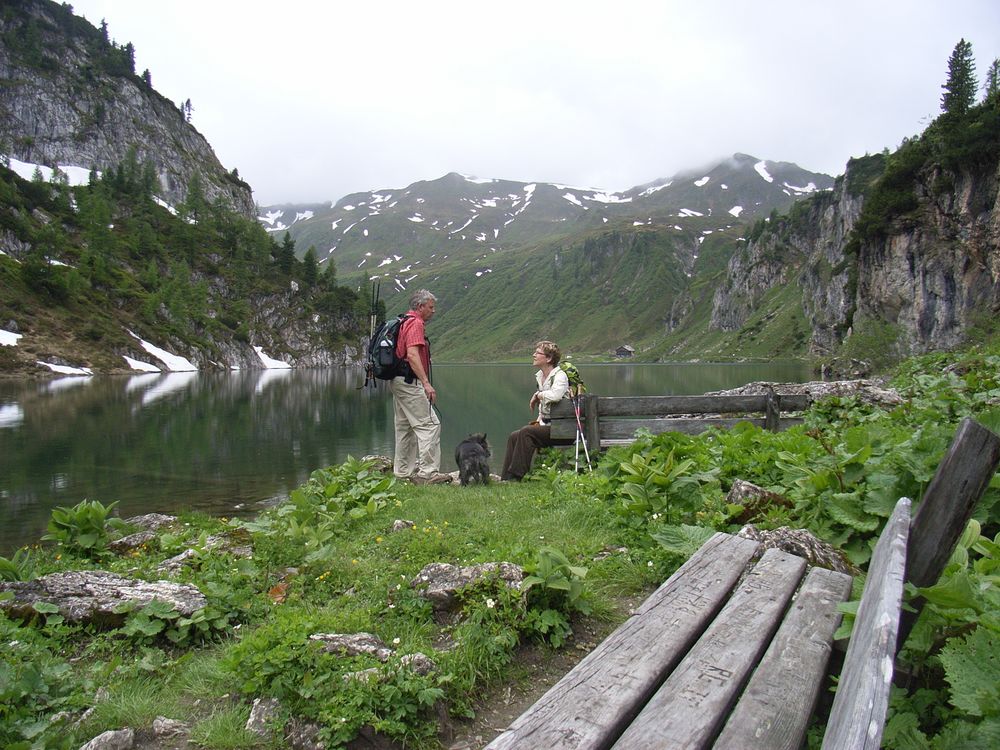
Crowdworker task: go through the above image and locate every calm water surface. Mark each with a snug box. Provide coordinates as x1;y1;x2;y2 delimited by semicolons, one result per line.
0;361;811;553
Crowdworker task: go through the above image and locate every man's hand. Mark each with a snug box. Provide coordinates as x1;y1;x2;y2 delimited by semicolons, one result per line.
424;381;437;405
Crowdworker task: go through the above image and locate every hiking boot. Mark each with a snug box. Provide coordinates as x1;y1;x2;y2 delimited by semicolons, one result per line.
410;472;453;485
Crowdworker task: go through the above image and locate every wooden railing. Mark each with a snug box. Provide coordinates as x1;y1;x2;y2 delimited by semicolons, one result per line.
550;390;812;449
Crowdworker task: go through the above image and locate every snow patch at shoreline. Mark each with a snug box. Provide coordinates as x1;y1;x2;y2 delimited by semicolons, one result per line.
253;346;292;369
123;355;161;372
36;361;93;376
1;329;22;346
127;330;198;371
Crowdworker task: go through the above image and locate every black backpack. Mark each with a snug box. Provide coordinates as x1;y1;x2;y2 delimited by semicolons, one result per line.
367;313;414;381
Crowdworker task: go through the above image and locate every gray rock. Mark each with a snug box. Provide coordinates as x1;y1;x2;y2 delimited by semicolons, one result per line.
309;633;393;661
157;548;198;574
411;562;523;612
343;652;437;684
122;513;178;531
107;530;157;554
726;479;794;523
285;717;326;750
78;728;135;750
245;698;281;738
0;571;206;627
343;667;382;683
152;716;188;737
157;532;253;574
709;379;903;408
738;524;856;575
398;652;437;675
391;519;416;532
361;455;394;474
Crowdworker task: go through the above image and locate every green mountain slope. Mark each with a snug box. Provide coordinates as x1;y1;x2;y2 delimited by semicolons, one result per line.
263;156;834;360
0;162;364;375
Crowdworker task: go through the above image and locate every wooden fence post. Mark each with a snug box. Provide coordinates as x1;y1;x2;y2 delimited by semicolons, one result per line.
897;417;1000;650
764;386;779;432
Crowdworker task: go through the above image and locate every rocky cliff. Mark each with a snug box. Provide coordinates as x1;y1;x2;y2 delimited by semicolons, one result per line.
709;135;1000;363
852;159;1000;354
0;0;255;218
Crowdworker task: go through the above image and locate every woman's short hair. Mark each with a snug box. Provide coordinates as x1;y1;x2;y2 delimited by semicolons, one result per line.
409;289;437;310
535;340;561;366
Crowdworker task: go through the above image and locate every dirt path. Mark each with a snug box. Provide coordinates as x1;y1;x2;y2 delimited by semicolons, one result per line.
442;592;648;750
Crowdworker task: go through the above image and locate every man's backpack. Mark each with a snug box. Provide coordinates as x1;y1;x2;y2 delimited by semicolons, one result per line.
367;313;413;381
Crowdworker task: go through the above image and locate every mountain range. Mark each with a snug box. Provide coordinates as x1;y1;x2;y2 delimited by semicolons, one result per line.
258;156;835;359
2;0;999;375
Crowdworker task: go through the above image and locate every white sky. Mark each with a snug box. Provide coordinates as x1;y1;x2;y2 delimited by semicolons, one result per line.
66;0;1000;206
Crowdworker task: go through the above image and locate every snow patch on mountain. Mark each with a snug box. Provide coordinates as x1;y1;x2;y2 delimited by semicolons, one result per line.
754;161;774;183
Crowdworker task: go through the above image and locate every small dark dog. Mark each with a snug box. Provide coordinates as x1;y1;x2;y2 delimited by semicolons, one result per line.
455;433;491;486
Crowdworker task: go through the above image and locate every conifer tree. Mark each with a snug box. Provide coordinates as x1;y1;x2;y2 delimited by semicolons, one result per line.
322;256;337;286
984;58;1000;104
941;39;977;116
123;42;136;75
277;232;296;275
303;246;319;286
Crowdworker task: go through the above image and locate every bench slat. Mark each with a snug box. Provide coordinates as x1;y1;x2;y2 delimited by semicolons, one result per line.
550;417;805;440
715;566;853;749
611;548;808;750
549;394;811;417
821;497;911;750
484;533;760;750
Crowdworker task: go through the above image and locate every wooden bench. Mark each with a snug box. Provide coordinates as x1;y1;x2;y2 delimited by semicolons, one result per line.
549;390;812;450
486;417;1000;750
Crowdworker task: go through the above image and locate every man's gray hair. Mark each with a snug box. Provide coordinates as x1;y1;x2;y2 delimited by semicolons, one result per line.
409;289;437;309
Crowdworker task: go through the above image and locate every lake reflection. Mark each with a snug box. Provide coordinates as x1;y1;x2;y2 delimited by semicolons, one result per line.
0;361;810;553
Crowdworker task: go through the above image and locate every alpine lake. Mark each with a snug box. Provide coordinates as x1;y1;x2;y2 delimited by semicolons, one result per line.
0;360;811;555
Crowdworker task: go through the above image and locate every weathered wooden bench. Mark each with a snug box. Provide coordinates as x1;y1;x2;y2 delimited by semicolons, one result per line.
486;417;1000;750
549;390;811;450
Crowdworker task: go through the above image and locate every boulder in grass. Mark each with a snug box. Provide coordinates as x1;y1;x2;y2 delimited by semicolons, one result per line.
726;479;794;524
737;525;856;575
0;570;206;627
122;513;178;531
411;562;523;612
78;729;135;750
309;632;394;661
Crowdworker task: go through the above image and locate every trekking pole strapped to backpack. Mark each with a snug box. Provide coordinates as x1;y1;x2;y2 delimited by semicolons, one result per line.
368;313;415;382
560;361;591;471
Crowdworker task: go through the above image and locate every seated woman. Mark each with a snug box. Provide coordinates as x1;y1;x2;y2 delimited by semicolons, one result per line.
501;340;575;481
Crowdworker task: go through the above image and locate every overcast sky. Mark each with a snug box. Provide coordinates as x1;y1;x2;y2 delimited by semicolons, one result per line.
66;0;1000;206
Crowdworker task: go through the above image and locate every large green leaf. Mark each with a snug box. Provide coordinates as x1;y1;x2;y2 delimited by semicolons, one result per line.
649;524;715;556
939;628;1000;718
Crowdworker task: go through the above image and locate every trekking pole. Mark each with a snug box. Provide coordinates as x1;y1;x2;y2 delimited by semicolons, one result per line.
359;280;380;389
572;393;592;471
574;423;581;473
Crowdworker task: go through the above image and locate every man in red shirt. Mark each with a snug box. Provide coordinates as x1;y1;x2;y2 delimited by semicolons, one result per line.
390;289;450;484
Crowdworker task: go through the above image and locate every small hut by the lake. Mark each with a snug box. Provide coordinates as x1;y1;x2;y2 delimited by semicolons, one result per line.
615;345;635;358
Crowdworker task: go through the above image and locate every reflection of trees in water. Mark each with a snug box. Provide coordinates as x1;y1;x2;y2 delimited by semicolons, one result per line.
0;369;395;554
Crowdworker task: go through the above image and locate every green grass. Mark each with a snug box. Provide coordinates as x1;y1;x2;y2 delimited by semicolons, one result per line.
10;338;1000;748
189;706;259;749
3;476;659;749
